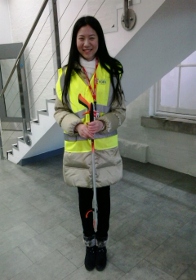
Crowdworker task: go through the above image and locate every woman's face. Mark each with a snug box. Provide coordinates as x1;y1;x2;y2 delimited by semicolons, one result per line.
76;25;98;61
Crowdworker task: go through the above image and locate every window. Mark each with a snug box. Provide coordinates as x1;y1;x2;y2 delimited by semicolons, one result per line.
154;51;196;120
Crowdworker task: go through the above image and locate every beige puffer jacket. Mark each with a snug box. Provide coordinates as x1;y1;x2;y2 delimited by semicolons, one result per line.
54;68;126;188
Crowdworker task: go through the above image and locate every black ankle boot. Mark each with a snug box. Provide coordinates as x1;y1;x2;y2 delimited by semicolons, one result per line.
96;239;107;271
96;246;107;271
85;246;96;271
84;236;96;271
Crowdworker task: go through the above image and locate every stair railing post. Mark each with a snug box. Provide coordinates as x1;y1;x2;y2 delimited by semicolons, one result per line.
0;118;4;159
17;59;31;146
51;0;61;70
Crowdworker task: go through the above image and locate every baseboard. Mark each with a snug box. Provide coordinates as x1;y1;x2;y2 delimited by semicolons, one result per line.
119;138;148;163
18;148;64;165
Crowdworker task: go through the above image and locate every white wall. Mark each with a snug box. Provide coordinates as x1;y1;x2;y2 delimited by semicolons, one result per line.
117;0;196;104
104;0;165;57
0;0;12;44
7;0;56;118
117;0;196;177
119;89;196;177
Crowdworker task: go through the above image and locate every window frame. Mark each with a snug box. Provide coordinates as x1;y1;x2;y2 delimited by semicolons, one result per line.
153;51;196;121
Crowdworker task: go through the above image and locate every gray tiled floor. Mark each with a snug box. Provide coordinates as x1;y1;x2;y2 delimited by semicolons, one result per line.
0;155;195;280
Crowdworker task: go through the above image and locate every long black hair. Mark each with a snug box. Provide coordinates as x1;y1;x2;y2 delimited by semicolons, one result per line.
62;16;124;104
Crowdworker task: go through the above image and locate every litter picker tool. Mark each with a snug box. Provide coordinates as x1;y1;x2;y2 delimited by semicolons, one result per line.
78;93;98;232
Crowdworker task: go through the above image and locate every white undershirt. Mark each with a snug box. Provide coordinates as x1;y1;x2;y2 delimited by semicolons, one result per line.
79;56;96;80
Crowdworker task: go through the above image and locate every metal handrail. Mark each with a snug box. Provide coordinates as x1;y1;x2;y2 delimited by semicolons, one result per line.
0;0;49;98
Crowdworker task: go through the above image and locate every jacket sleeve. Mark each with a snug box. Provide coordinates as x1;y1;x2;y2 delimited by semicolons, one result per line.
54;96;82;136
98;94;126;133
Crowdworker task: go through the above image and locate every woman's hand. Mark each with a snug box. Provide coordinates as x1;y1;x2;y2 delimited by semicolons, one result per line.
75;123;94;139
87;120;105;134
75;120;105;139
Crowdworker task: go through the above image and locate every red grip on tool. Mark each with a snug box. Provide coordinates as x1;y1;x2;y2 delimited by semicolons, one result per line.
85;210;93;218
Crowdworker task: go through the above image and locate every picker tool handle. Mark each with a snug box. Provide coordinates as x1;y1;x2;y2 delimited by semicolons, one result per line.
78;94;98;232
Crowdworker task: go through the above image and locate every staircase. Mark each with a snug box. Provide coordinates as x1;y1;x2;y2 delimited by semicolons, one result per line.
7;99;64;165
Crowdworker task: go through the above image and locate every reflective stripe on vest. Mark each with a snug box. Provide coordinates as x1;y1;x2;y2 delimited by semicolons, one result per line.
64;130;117;141
65;135;119;152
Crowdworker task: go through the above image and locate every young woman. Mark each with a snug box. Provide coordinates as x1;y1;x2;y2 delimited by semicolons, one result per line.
54;16;126;271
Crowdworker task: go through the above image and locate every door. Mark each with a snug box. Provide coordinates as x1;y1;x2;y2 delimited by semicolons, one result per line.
0;43;30;129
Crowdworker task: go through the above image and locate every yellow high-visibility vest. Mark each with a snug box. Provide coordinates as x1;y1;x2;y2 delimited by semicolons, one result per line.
56;63;118;152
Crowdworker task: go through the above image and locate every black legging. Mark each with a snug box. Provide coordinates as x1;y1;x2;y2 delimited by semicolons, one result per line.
78;186;110;241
